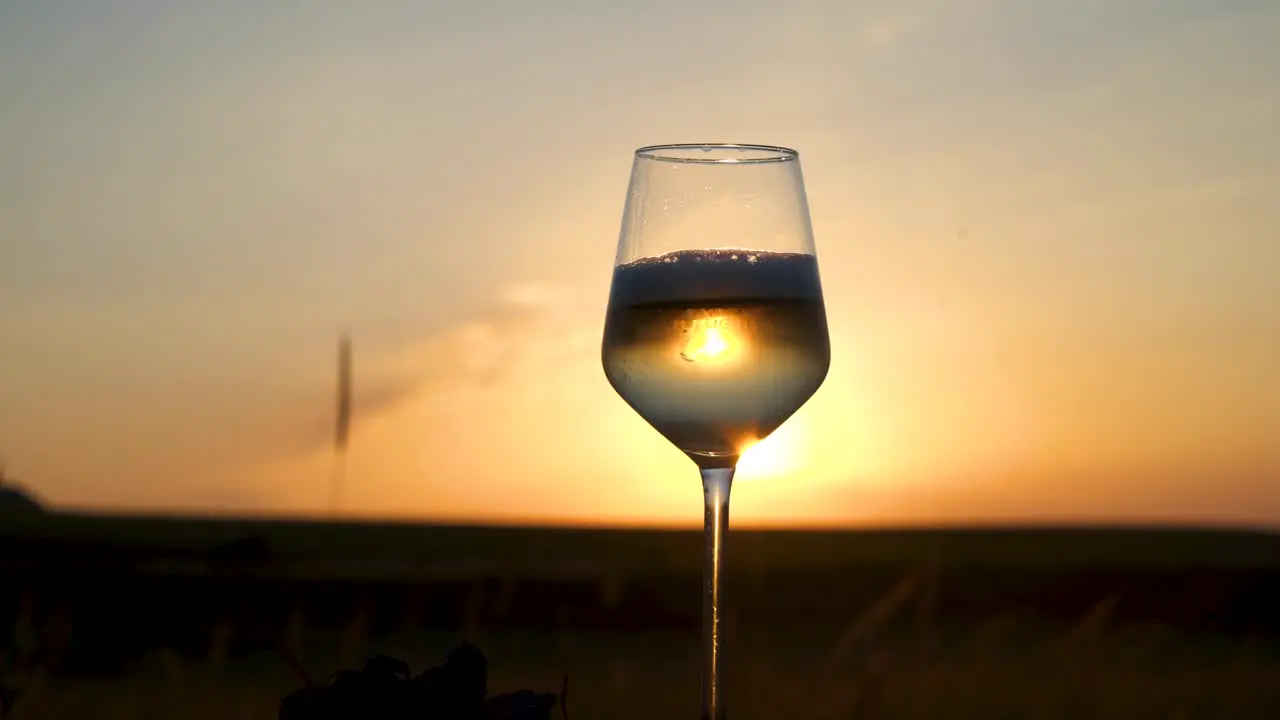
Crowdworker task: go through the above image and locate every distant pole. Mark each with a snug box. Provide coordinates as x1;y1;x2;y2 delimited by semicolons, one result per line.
330;333;352;518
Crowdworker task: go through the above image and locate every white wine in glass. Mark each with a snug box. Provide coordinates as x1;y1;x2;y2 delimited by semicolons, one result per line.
601;144;831;720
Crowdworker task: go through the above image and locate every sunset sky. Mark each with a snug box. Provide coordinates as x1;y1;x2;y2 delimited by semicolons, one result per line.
2;0;1277;527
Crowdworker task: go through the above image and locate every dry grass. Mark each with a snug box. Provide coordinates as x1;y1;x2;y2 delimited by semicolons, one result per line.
3;564;1280;719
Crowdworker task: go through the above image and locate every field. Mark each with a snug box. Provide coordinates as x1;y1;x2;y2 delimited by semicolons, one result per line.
2;513;1280;718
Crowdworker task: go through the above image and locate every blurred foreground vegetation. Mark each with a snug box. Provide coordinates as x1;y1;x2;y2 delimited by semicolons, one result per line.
2;517;1279;718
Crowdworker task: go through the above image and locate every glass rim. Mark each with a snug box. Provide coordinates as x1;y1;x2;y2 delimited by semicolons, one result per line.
635;143;799;165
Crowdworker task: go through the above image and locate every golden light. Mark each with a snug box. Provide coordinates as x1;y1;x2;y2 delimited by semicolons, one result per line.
687;326;729;359
737;420;807;483
680;316;743;365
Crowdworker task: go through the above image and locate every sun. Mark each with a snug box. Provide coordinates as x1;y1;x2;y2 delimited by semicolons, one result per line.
736;418;808;483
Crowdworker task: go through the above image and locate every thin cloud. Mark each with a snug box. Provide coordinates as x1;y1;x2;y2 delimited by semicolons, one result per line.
499;279;558;308
256;278;591;466
862;21;901;48
422;279;595;390
276;373;422;460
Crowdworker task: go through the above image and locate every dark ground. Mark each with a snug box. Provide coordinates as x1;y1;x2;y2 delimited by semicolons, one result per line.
2;513;1279;718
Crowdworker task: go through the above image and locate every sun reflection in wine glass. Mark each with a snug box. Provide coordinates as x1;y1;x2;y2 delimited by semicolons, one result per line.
680;317;744;365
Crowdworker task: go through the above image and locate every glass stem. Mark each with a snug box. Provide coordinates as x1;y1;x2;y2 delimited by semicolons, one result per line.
700;466;735;720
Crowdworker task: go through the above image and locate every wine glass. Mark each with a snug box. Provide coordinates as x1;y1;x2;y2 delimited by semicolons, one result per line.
601;143;831;719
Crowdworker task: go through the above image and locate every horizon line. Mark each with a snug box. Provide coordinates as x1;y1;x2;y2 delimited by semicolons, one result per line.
13;507;1279;536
